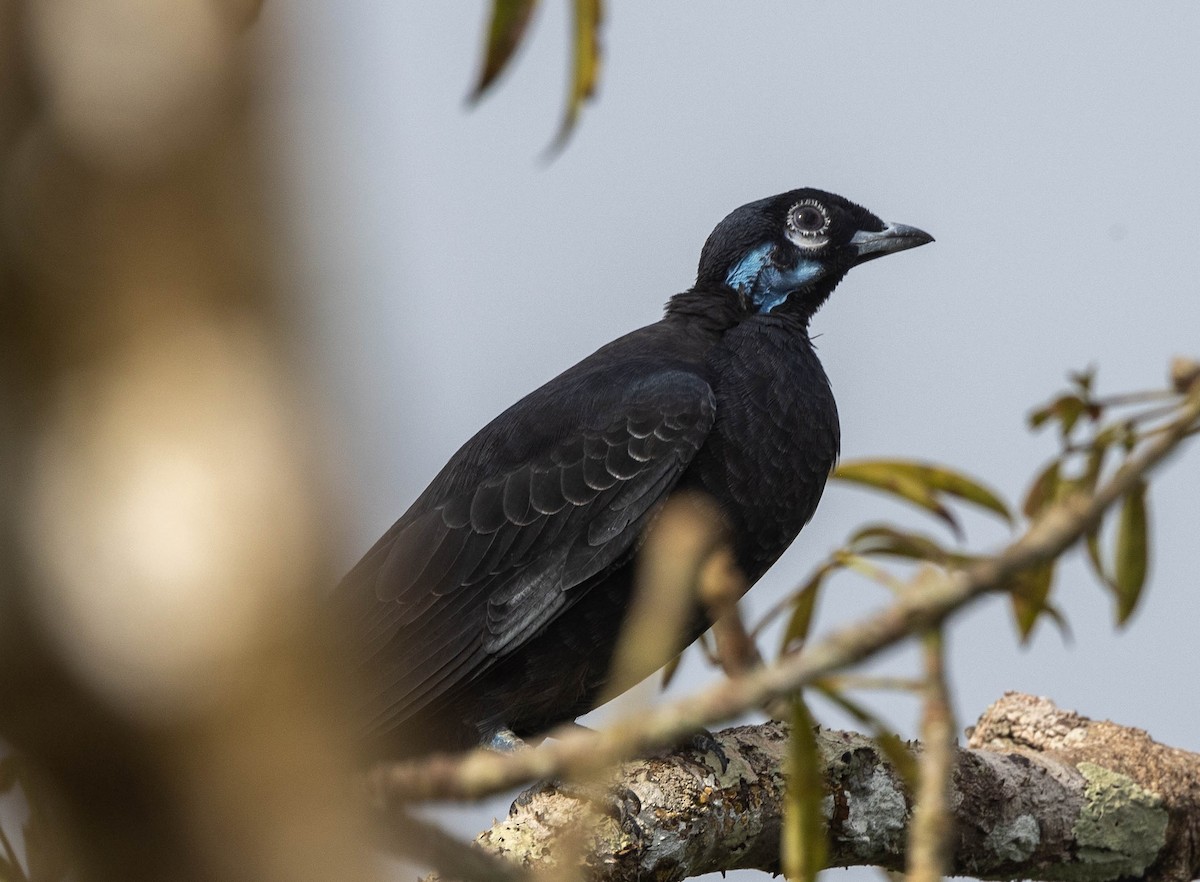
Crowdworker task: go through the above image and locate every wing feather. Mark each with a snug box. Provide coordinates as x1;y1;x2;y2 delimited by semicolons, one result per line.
338;368;716;737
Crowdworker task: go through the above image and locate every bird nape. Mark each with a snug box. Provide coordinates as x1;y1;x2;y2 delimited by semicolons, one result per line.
337;188;933;760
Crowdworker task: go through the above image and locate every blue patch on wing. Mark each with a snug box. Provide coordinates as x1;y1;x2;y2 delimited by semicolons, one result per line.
724;245;825;314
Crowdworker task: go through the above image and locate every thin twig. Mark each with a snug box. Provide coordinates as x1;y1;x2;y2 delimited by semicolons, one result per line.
368;379;1200;805
1090;389;1180;408
698;545;763;677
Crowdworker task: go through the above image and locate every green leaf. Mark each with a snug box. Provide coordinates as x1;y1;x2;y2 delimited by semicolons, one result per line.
1114;480;1150;625
847;524;977;567
1022;459;1061;519
833;459;1012;535
1057;395;1087;437
469;0;541;102
1029;394;1087;437
548;0;603;154
780;564;833;654
833;463;958;536
783;695;826;882
1084;525;1114;591
1008;560;1056;642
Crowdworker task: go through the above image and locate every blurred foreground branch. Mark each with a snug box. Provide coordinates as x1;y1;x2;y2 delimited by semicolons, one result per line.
370;369;1200;806
440;694;1199;882
0;3;373;881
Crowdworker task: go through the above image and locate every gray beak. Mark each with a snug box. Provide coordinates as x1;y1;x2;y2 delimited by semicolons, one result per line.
848;222;934;265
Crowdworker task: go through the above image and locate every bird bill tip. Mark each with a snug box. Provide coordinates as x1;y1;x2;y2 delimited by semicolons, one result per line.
848;222;934;263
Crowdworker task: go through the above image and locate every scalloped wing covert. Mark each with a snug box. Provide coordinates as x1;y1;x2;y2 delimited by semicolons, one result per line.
342;370;717;740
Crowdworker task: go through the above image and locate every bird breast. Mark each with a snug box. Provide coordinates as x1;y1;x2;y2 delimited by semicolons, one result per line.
697;319;841;579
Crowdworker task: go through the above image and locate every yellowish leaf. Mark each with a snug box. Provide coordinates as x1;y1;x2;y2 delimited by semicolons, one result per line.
847;524;978;568
1114;480;1150;625
1022;459;1061;519
470;0;541;102
548;0;603;154
783;695;826;882
1008;560;1056;642
780;564;832;654
833;463;959;536
834;459;1012;534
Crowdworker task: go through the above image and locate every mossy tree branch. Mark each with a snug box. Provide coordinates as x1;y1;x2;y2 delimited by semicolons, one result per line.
447;694;1199;882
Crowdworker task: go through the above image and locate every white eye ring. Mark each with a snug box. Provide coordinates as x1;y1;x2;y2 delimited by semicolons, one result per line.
786;199;830;248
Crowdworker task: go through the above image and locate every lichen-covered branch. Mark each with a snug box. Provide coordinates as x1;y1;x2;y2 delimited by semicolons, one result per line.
457;694;1200;882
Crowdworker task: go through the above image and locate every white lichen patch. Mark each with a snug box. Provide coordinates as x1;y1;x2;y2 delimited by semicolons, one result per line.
985;813;1040;863
843;767;907;856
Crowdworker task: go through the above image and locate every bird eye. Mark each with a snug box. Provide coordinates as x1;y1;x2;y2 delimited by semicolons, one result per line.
787;200;830;241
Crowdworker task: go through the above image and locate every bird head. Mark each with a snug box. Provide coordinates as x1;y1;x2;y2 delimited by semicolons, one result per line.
691;189;933;322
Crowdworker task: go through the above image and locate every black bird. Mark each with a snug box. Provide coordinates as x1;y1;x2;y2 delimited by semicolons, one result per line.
339;189;932;759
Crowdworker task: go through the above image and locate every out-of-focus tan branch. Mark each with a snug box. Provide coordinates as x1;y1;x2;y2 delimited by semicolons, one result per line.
905;625;955;882
369;369;1200;804
0;3;375;881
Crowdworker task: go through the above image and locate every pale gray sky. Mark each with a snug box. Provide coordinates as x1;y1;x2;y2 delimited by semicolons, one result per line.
265;3;1200;877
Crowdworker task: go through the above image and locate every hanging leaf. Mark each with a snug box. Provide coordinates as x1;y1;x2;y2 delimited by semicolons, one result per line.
1114;480;1150;625
1021;459;1061;519
783;695;827;882
847;524;977;568
470;0;542;102
833;459;1012;536
1084;525;1114;592
548;0;603;154
1008;560;1056;642
833;464;958;536
780;564;834;654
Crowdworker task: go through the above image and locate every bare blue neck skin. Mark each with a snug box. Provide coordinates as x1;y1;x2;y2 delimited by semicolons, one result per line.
724;244;824;314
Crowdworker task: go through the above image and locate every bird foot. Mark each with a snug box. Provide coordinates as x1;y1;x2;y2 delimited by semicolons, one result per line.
686;728;731;773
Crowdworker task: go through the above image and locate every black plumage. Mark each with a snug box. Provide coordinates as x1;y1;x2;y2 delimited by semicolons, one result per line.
338;189;932;758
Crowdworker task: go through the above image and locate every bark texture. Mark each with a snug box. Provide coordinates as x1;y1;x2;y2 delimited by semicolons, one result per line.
462;694;1200;882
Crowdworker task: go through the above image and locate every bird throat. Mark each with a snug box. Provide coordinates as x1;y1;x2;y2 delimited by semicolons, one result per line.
724;244;824;314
